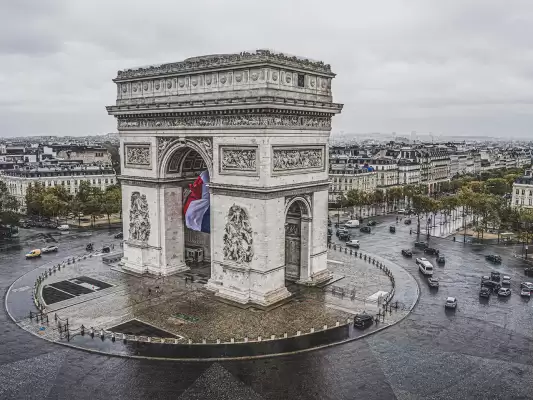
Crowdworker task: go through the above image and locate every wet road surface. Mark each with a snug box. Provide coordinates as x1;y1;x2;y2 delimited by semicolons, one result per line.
1;223;533;399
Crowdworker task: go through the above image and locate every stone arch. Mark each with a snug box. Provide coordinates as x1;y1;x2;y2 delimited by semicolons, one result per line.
284;197;312;282
158;138;213;179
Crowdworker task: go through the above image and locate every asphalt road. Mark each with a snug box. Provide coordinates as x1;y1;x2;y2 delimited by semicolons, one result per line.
1;223;533;400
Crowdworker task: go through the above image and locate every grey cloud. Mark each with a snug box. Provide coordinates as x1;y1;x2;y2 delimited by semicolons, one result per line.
0;0;532;138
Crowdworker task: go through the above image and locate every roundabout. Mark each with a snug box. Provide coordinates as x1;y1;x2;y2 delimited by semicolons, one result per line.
6;233;418;361
1;220;533;399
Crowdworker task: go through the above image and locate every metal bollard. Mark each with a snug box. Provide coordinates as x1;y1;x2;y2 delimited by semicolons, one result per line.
81;325;85;336
112;332;116;342
90;327;94;338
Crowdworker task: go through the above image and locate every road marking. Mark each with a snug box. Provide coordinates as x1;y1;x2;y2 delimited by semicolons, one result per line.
12;285;31;293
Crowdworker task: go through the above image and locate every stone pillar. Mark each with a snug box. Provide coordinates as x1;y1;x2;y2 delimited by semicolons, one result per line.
207;195;291;307
307;190;331;285
120;184;162;275
159;185;189;275
297;216;311;283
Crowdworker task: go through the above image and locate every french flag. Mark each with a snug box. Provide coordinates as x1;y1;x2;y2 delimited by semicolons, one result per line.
184;170;210;233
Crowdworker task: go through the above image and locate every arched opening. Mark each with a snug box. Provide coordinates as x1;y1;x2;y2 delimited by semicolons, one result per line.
162;144;212;268
284;199;311;282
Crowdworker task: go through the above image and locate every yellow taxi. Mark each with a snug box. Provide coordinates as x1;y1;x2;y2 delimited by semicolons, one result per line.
25;249;42;259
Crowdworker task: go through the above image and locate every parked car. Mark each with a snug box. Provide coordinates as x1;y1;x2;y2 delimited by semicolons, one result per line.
25;249;42;259
360;226;371;233
57;224;69;231
416;257;434;276
520;288;531;297
346;239;360;248
524;267;533;277
520;282;533;291
482;280;502;292
424;247;440;256
344;220;360;228
114;232;124;239
445;297;457;309
339;232;350;241
404;219;412;225
397;209;406;214
481;275;490;283
414;241;428;249
501;275;511;286
428;277;439;288
436;255;445;264
485;254;502;263
497;288;511;297
389;226;396;233
401;249;413;257
102;246;111;253
479;287;491;298
353;313;374;329
367;220;377;226
490;271;501;282
41;245;58;253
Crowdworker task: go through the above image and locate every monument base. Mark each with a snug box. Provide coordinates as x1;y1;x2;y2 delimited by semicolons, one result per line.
121;240;189;277
296;268;333;286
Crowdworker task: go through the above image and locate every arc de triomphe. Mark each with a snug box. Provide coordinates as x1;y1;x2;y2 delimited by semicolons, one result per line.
107;50;343;307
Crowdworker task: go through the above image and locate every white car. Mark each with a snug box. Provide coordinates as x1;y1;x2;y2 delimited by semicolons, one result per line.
397;209;406;214
502;276;511;285
445;297;457;309
520;288;531;297
41;245;58;253
520;282;533;291
57;224;69;231
416;257;434;276
344;220;360;228
346;239;360;248
497;288;511;297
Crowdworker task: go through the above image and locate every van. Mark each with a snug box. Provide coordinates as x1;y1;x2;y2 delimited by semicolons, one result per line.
344;220;360;228
416;257;434;276
57;224;69;231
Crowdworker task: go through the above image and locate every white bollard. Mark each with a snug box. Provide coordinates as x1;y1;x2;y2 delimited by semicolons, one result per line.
202;339;206;344
258;336;262;342
310;328;315;333
336;321;340;327
297;330;301;336
284;333;288;338
244;337;248;343
271;335;275;340
323;325;328;330
216;339;220;344
230;338;234;343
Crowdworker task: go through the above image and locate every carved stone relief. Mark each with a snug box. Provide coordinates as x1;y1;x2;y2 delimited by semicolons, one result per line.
156;137;213;171
220;147;257;172
285;223;300;237
129;192;151;242
119;114;331;130
273;147;324;172
223;205;254;264
125;145;151;167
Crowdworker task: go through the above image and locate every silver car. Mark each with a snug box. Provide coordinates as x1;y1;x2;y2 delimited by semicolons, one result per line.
445;297;457;309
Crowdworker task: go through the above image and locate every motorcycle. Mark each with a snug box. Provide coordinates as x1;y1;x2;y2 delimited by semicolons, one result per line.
86;243;93;251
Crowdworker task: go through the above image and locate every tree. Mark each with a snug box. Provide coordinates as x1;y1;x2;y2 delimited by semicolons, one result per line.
0;181;20;227
485;178;509;196
101;186;122;225
25;182;46;216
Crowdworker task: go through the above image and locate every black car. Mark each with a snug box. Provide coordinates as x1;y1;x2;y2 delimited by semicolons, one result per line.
114;232;124;239
485;254;502;263
479;287;491;298
339;232;350;241
414;241;428;249
404;219;412;225
490;271;501;282
424;247;440;256
360;226;371;233
353;313;374;329
524;267;533;277
389;226;396;233
482;280;502;292
401;249;413;257
367;220;377;226
436;255;445;264
102;246;111;253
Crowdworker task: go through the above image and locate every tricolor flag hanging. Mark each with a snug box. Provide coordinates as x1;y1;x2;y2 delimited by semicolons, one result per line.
184;170;210;233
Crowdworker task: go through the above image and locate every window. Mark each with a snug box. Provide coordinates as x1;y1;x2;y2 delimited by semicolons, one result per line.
93;179;96;184
105;179;108;184
297;74;305;88
98;179;101;184
516;189;519;194
74;180;78;185
67;180;70;185
530;199;532;206
522;189;526;195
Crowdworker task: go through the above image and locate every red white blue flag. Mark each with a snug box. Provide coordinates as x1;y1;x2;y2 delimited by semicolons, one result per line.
184;170;210;233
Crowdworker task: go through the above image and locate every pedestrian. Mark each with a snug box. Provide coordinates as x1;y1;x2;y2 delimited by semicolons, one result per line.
148;288;151;296
410;229;412;235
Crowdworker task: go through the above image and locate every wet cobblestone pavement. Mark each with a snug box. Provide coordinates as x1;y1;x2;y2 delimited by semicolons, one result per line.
1;221;533;399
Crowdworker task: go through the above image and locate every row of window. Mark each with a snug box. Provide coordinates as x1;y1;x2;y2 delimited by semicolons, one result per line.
516;199;533;206
515;189;533;196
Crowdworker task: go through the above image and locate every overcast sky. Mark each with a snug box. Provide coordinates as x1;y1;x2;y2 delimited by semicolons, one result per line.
1;0;532;138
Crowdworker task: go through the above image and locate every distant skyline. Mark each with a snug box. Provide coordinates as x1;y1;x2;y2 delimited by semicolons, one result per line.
1;0;532;138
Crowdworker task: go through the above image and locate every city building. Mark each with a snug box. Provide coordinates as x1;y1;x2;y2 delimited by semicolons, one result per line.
1;163;116;212
512;169;533;209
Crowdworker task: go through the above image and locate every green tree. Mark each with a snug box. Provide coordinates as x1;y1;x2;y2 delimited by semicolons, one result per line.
0;181;20;227
102;186;122;225
485;178;509;196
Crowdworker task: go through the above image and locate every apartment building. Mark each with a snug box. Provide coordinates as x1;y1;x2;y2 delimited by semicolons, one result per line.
512;170;533;209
